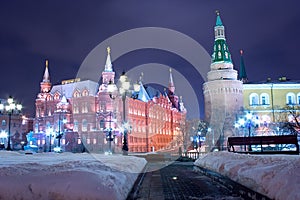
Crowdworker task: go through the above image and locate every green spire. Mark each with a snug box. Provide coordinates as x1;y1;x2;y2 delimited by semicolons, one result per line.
216;10;223;26
239;50;248;83
212;11;232;63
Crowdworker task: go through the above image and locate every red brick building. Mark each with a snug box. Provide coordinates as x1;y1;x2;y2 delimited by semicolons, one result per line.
34;48;186;153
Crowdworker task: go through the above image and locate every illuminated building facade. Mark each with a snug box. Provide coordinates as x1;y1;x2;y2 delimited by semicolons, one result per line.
34;49;186;153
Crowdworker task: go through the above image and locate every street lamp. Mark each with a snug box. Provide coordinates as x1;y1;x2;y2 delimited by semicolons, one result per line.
108;72;139;155
100;111;115;154
236;112;259;151
56;117;66;151
46;127;53;152
0;96;22;150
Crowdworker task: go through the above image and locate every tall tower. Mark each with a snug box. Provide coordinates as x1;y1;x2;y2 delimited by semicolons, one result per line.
239;50;248;83
36;60;52;117
101;47;115;85
167;68;179;109
203;11;243;150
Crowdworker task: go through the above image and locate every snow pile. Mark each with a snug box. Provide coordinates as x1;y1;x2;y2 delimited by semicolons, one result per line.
0;151;147;200
195;152;300;200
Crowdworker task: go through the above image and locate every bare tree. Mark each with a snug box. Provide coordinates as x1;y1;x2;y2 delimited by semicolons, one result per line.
279;105;300;135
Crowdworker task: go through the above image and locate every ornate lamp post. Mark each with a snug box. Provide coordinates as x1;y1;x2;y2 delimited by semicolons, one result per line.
236;112;259;151
56;117;66;151
107;72;139;155
46;127;54;152
0;96;22;151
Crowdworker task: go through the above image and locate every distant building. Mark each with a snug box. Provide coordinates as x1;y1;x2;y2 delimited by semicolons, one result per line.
0;98;33;150
34;49;186;153
233;40;300;136
241;76;300;134
203;12;243;150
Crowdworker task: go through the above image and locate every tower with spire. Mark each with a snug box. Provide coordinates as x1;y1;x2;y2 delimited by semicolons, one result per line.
36;60;52;118
203;11;243;150
40;59;52;94
239;50;248;83
167;68;179;109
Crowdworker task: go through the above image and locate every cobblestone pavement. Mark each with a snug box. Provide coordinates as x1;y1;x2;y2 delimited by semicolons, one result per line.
133;161;243;200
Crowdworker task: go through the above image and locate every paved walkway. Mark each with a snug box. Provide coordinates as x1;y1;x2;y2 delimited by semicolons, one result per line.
132;161;243;200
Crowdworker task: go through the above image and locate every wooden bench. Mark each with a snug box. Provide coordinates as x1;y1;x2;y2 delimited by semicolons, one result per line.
227;135;299;155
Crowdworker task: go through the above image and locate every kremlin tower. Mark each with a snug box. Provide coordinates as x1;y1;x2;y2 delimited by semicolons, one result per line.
203;11;243;150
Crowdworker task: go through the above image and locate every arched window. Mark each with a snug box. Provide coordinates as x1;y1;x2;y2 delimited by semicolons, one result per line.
286;92;296;105
297;93;300;105
74;120;78;132
2;120;6;126
73;90;80;98
82;102;88;113
46;95;52;101
73;103;79;114
54;92;60;100
99;119;105;130
82;89;89;97
249;93;259;106
82;119;87;132
260;93;270;105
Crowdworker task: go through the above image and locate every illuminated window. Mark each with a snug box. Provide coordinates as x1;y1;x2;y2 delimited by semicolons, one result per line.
54;93;60;100
249;93;259;106
73;90;80;98
297;93;300;104
73;104;79;114
74;120;78;132
82;102;88;113
82;119;87;132
286;92;295;105
46;95;52;101
2;120;6;126
82;90;89;97
260;93;269;105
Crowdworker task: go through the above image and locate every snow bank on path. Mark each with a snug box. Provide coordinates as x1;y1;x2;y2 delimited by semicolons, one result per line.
195;152;300;200
0;151;147;200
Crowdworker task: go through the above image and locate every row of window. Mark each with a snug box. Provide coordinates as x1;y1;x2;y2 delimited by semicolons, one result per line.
44;89;90;101
249;92;300;106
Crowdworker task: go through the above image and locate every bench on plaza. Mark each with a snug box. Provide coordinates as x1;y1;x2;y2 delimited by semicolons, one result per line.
227;135;299;155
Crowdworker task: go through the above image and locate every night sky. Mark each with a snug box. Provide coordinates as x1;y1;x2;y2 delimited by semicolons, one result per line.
0;0;299;118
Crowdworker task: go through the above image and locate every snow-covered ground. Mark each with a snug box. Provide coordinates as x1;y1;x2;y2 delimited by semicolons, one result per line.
0;151;147;200
195;152;300;200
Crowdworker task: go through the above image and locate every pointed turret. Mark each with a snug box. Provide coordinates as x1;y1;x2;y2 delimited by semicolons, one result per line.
104;47;113;72
212;11;232;64
43;59;50;82
40;59;52;93
100;46;115;86
168;68;175;93
239;50;248;83
167;68;179;109
179;96;186;113
137;82;151;102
